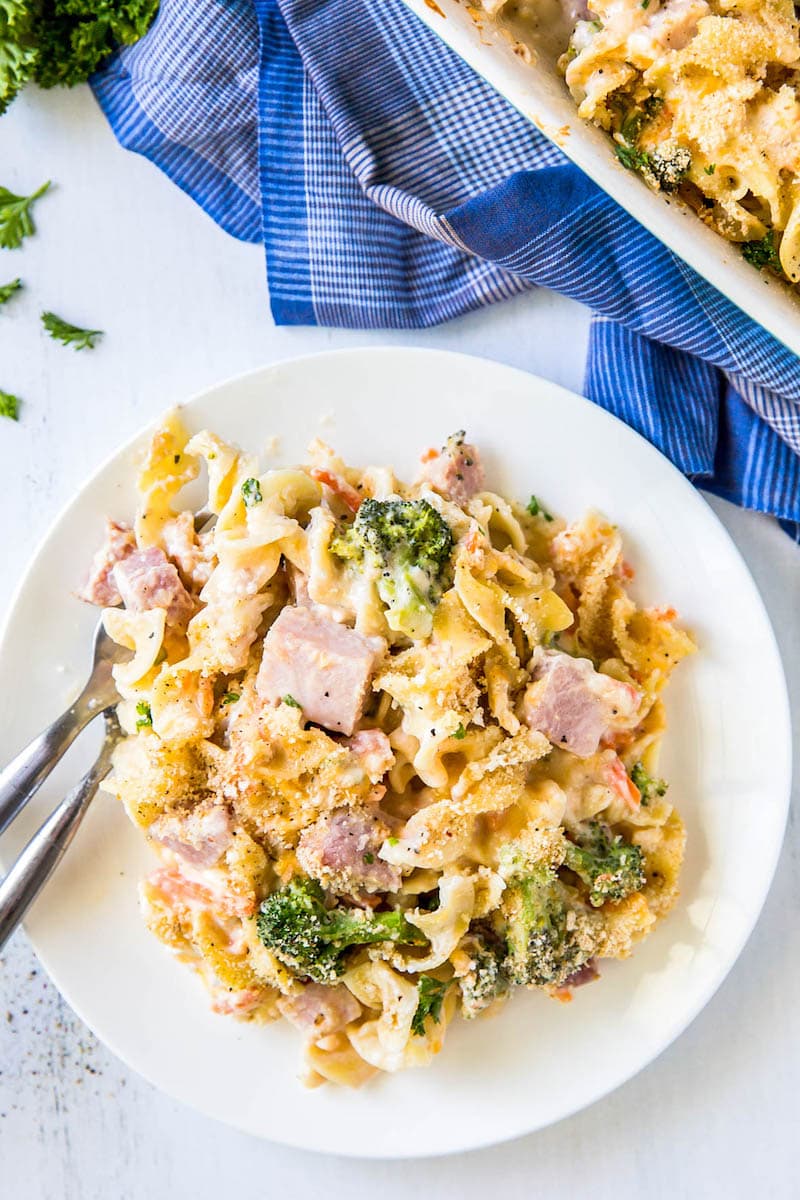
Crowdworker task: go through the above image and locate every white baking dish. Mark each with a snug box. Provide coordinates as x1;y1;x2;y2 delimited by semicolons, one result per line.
400;0;800;359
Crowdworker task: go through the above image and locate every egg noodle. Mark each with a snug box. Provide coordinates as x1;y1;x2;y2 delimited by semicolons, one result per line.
483;0;800;284
83;413;694;1087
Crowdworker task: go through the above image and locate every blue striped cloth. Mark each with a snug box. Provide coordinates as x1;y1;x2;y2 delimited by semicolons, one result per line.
91;0;800;540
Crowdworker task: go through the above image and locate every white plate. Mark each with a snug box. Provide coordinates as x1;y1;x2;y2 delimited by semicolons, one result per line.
0;348;790;1157
399;0;800;358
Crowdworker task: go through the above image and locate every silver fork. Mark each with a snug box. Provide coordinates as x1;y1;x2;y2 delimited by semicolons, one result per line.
0;709;123;952
0;618;128;837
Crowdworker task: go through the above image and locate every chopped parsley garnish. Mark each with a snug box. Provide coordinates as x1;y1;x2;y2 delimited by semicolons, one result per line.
0;181;50;250
411;975;450;1036
241;477;263;507
704;164;716;175
614;141;651;173
526;495;553;521
0;391;20;421
282;694;301;709
363;853;375;864
0;278;22;306
41;311;103;350
222;691;240;705
453;723;466;740
387;836;399;847
135;701;153;729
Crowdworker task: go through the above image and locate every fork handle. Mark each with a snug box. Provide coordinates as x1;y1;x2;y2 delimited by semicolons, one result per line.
0;699;97;838
0;747;113;953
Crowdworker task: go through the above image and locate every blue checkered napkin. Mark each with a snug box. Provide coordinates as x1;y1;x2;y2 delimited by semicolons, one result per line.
91;0;800;540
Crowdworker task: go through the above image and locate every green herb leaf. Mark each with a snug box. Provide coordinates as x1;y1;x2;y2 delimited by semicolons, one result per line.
411;975;450;1037
242;477;263;507
453;723;466;740
526;495;553;521
0;278;22;307
0;181;50;249
0;4;37;114
363;853;375;865
387;836;399;847
282;694;301;709
614;141;651;173
0;391;20;421
135;701;153;730
41;311;103;350
704;164;716;175
32;0;160;91
222;691;240;705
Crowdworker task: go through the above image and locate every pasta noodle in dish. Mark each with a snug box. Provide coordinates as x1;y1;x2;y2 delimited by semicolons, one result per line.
80;413;695;1087
481;0;800;285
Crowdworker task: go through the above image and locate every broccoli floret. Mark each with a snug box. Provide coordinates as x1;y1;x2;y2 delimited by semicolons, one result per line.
499;843;596;989
617;141;691;192
457;929;509;1019
563;821;646;907
630;761;668;806
256;877;424;984
645;144;691;192
612;98;690;193
411;974;450;1036
741;232;783;273
330;497;454;638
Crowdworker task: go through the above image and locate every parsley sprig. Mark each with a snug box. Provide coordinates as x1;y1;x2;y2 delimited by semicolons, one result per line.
0;278;22;306
0;391;20;421
0;180;50;249
411;975;450;1036
42;310;103;350
0;2;159;114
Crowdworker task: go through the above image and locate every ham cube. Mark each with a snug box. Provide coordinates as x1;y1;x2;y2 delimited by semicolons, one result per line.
419;431;485;506
78;519;136;607
278;982;361;1038
522;651;640;758
345;729;395;783
161;512;213;590
148;803;232;869
113;546;194;626
256;606;385;735
297;808;401;895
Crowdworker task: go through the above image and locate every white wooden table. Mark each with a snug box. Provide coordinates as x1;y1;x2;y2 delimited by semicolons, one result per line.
1;85;798;1200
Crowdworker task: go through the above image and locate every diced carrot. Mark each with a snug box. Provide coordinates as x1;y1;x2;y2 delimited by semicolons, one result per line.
420;447;439;463
606;755;641;811
309;467;362;514
648;606;678;622
600;728;635;752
